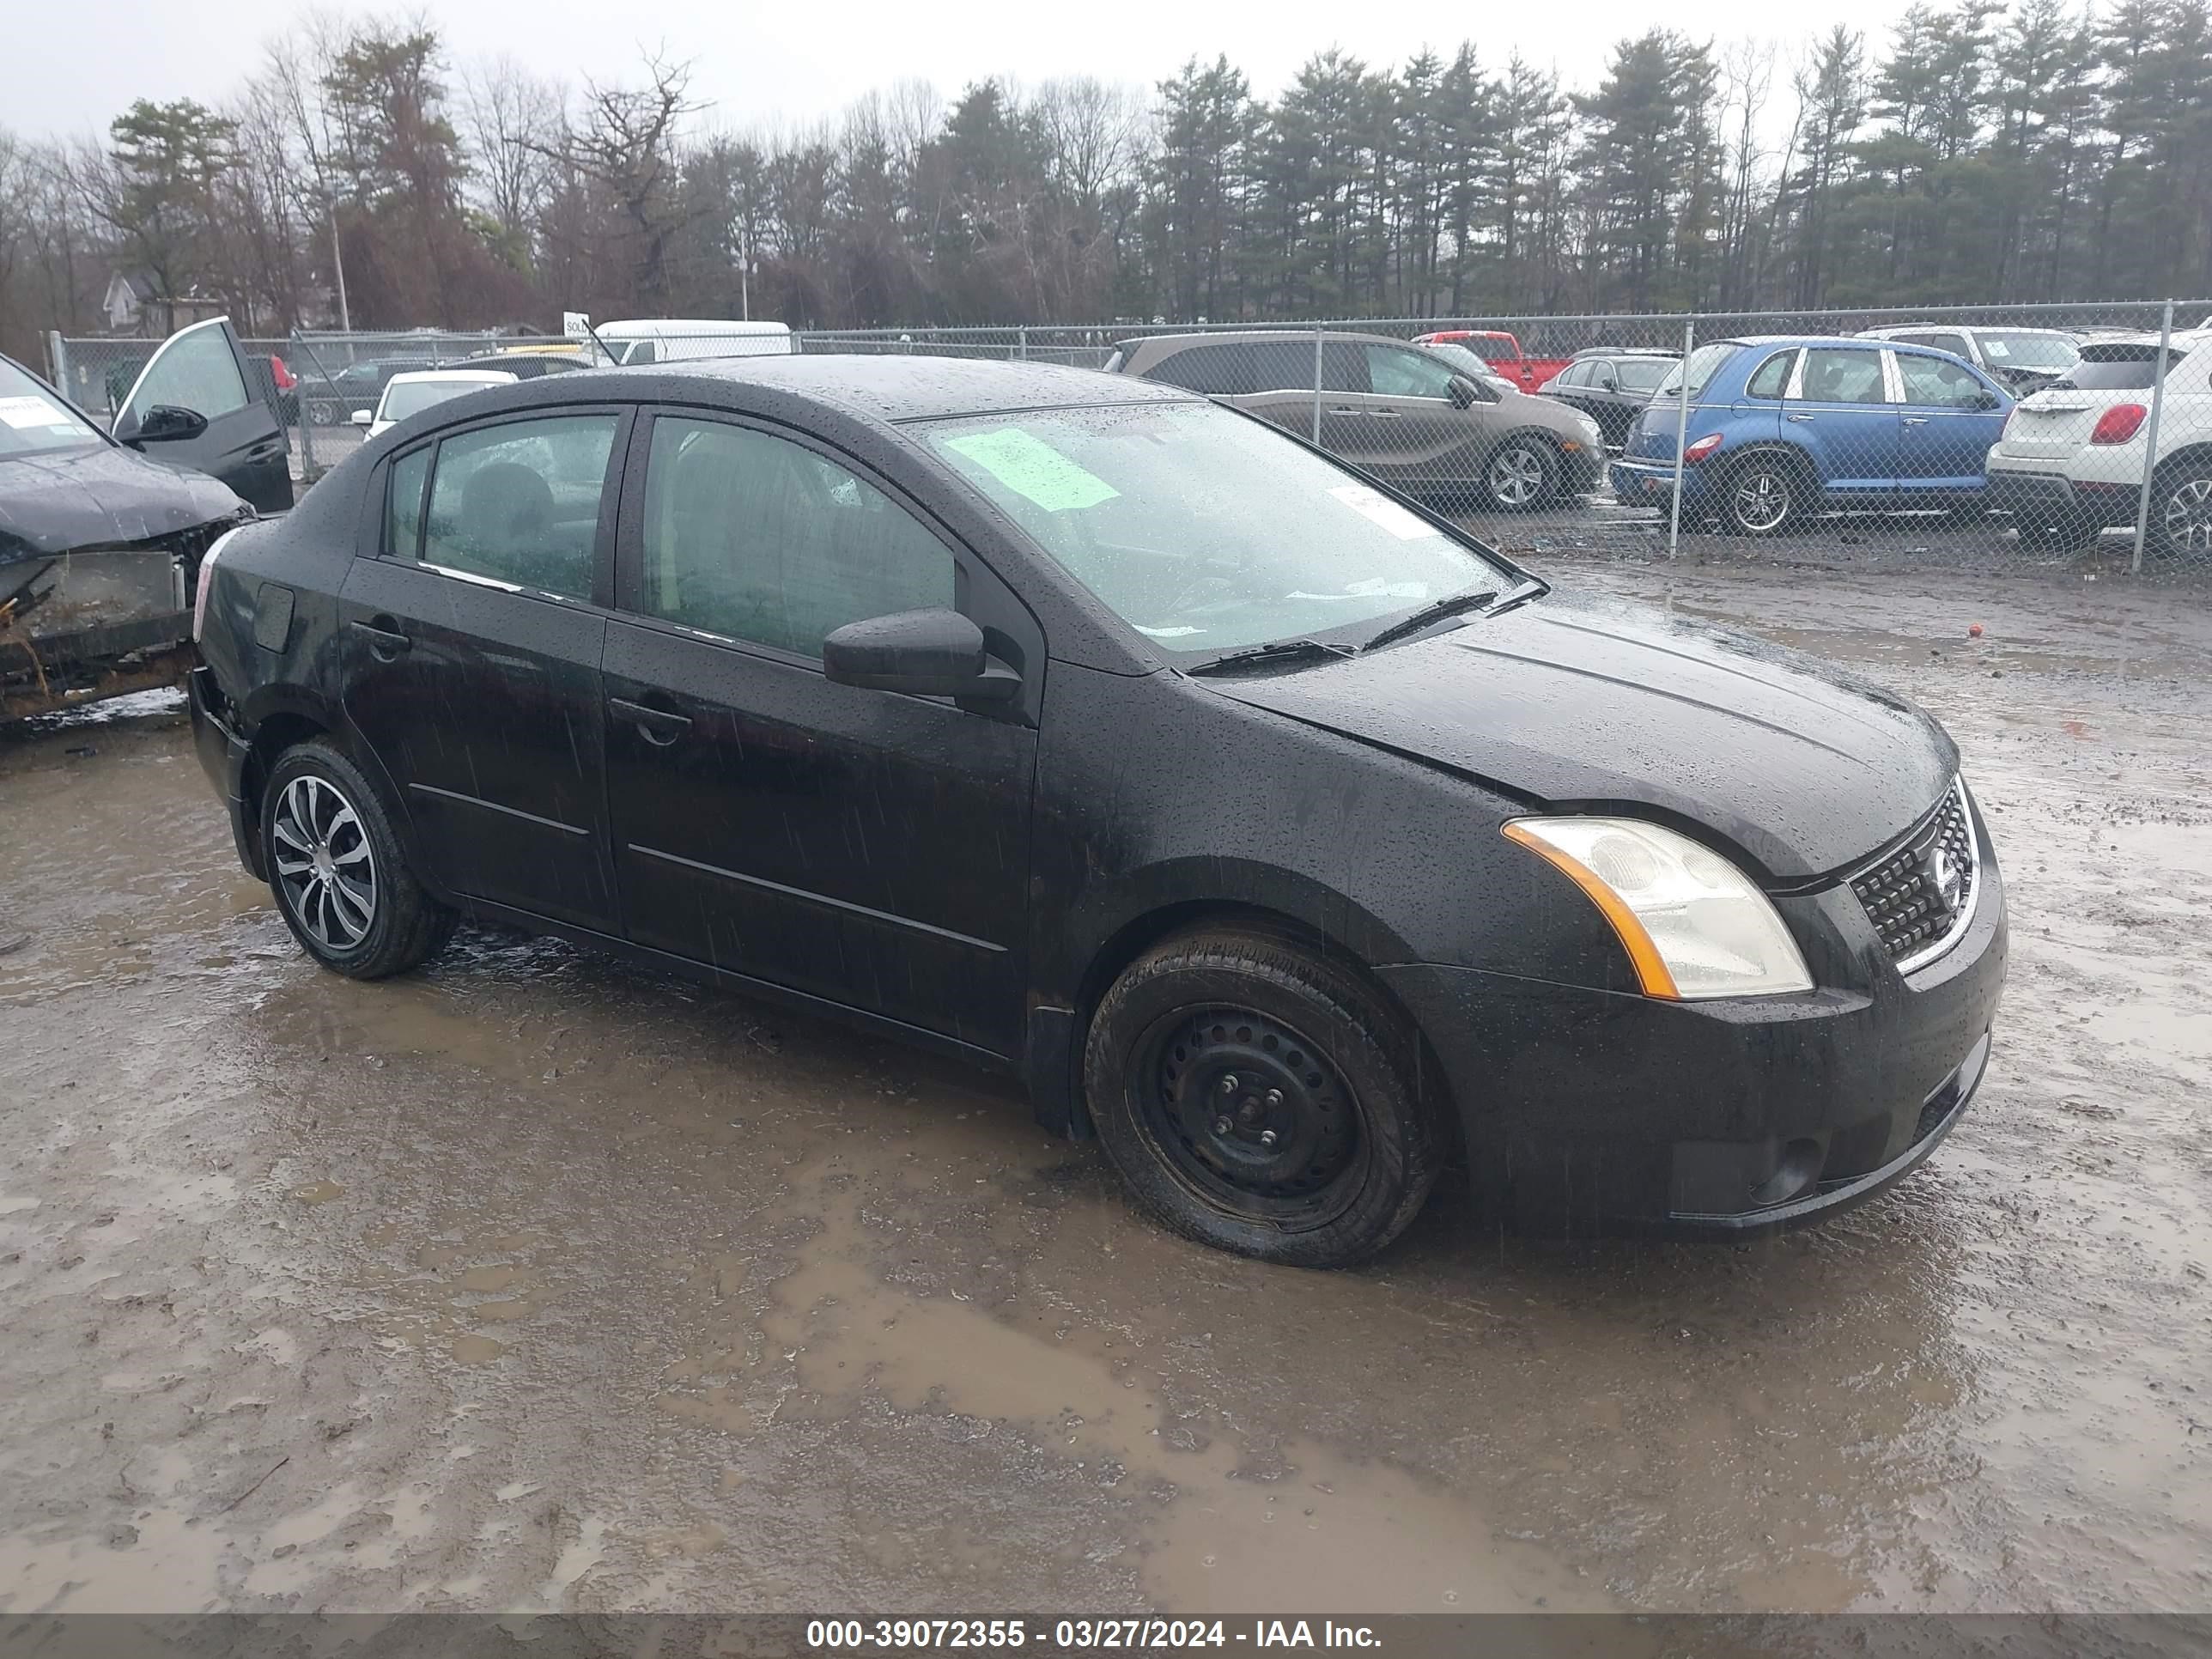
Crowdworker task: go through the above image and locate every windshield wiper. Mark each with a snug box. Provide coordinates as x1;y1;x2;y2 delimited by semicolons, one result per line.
1184;638;1358;676
1358;587;1499;654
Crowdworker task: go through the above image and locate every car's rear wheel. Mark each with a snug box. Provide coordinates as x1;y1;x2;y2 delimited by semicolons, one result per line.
1084;928;1443;1267
1723;456;1802;536
1483;439;1559;512
2150;459;2212;562
262;740;454;980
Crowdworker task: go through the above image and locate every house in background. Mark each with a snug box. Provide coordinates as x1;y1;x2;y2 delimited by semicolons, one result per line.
102;269;225;337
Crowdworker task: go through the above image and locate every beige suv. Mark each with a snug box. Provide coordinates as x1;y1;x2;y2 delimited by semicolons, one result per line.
1105;329;1604;512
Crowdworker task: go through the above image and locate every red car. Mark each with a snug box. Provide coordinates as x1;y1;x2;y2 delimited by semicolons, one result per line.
1412;330;1571;393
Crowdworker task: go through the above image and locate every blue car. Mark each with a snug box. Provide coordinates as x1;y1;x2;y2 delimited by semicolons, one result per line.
1609;335;2014;535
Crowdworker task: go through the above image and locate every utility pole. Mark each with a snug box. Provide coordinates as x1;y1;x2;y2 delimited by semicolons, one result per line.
329;198;351;335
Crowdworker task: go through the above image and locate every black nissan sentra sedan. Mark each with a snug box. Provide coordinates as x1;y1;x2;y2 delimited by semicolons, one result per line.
187;357;2006;1267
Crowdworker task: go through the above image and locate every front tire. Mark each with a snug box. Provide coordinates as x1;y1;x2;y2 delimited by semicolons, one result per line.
1483;439;1559;513
262;740;454;979
1084;928;1444;1267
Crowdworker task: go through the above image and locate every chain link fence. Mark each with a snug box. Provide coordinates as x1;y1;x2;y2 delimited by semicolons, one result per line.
796;301;2212;572
46;302;2212;572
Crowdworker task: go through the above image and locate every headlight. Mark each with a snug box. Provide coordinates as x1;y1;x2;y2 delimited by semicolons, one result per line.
1504;817;1814;1000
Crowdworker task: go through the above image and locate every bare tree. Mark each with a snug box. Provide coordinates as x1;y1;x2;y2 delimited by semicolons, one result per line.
549;50;704;313
462;55;565;239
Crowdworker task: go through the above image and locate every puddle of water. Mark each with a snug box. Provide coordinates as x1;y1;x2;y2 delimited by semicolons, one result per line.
0;1509;225;1613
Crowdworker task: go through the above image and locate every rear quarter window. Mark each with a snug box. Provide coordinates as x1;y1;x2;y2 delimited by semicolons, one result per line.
385;447;430;559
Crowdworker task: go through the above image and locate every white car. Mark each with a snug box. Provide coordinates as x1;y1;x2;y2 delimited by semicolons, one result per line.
352;368;517;440
1984;330;2212;556
1857;323;2081;394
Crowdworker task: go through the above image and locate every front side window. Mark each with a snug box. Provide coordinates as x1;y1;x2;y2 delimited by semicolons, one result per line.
125;322;248;425
1895;353;1992;408
1365;346;1460;400
1797;348;1888;404
638;417;954;656
420;413;619;600
925;400;1511;658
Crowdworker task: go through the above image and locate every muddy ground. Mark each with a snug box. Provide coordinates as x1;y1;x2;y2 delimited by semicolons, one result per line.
2;551;2209;1627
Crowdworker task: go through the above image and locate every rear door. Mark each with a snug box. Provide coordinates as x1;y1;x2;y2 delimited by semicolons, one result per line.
339;406;630;929
600;411;1037;1054
1892;349;2008;495
1784;345;1899;501
114;317;292;513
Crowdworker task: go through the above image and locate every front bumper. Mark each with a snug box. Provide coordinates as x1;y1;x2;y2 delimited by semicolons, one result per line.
188;665;260;879
1380;817;2008;1237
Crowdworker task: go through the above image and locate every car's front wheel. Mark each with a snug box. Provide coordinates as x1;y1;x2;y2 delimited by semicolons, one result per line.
1084;928;1444;1267
1723;456;1803;536
262;740;454;979
1483;439;1559;512
306;400;337;426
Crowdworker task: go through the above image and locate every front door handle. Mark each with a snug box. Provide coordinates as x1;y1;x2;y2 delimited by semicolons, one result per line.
1786;413;1816;423
1901;416;1931;426
1326;405;1364;416
610;696;692;745
1367;409;1403;419
349;617;410;659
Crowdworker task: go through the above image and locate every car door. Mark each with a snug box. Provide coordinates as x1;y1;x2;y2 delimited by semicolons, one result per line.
600;410;1037;1056
113;317;292;513
1892;349;2009;495
1348;342;1495;490
338;406;630;931
1784;345;1899;501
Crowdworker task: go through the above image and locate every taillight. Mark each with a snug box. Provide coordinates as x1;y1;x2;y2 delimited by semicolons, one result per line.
192;524;249;642
2091;404;2147;444
1684;432;1724;463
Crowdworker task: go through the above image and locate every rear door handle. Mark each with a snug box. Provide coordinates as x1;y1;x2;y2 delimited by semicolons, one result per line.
1902;416;1931;426
1786;413;1816;422
1367;409;1403;419
349;618;410;658
1326;406;1364;416
610;696;692;745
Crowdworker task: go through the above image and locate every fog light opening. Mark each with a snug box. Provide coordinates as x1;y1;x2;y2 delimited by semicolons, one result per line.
1748;1138;1825;1208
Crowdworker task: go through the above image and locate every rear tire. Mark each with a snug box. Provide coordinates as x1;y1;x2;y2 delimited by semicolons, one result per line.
2148;457;2212;562
1084;928;1444;1267
1721;455;1803;536
261;739;455;980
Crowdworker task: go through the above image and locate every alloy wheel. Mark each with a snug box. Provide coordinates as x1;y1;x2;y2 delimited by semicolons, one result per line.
2163;477;2212;555
271;775;377;951
1488;445;1547;509
1135;1005;1364;1225
1733;468;1792;533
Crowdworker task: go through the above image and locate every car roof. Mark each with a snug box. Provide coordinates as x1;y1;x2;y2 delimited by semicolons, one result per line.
386;368;517;386
1859;323;2075;337
1120;329;1419;352
536;353;1202;424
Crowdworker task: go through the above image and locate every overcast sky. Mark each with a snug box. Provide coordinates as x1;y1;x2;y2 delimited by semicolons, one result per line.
21;0;1920;143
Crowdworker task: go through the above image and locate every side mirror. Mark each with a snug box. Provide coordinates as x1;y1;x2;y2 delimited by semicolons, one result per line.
823;608;1020;702
1446;374;1480;410
350;409;374;427
133;404;210;443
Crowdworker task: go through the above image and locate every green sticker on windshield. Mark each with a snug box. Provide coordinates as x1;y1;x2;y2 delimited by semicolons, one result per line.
943;428;1120;513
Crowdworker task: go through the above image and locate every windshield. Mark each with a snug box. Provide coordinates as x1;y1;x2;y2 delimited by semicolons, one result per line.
1615;359;1675;392
380;378;504;422
1655;342;1740;401
1978;331;2081;370
0;360;105;459
922;401;1513;658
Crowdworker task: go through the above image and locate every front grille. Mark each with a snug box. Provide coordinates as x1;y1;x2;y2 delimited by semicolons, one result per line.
1850;780;1979;972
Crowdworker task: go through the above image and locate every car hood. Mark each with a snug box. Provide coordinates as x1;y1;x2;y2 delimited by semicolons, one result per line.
0;444;245;567
1196;588;1956;882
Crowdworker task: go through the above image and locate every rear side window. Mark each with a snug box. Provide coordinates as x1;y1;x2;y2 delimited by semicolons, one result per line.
1797;348;1887;404
637;416;954;657
385;447;430;558
1557;362;1589;388
1146;343;1257;395
1743;350;1796;400
2066;347;2184;391
421;414;620;600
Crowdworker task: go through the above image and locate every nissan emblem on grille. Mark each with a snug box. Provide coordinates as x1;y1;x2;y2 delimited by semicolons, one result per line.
1850;781;1979;972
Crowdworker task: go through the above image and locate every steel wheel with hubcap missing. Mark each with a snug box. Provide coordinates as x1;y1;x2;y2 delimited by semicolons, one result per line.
1728;462;1796;535
260;738;455;980
1485;441;1555;511
1085;927;1444;1267
271;775;377;951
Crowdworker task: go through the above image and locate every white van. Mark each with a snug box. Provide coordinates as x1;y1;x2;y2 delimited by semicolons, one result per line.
568;318;794;366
